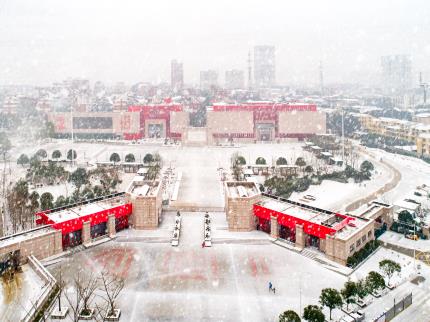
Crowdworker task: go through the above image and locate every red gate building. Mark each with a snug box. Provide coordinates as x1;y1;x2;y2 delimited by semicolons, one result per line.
36;193;132;249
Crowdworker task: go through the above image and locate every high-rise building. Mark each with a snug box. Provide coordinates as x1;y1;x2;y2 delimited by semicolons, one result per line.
381;55;412;93
200;70;218;90
171;60;184;91
254;46;276;88
225;70;245;89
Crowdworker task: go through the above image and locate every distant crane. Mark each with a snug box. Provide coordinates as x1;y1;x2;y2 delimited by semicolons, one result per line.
419;72;428;104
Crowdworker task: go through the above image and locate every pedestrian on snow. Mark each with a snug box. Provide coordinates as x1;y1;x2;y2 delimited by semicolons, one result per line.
272;287;276;294
201;241;205;248
269;282;272;292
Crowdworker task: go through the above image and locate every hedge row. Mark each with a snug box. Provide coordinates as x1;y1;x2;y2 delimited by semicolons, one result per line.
346;240;381;268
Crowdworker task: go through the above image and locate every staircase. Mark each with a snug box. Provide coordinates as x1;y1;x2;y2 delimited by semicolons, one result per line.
300;247;321;260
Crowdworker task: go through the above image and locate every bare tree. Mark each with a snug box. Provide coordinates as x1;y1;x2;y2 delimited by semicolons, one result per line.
96;271;125;319
63;273;84;322
78;272;98;317
56;267;67;316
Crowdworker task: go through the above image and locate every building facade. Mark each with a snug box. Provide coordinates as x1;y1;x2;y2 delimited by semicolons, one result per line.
254;46;275;88
49;104;188;141
417;133;430;156
200;70;218;90
225;69;245;89
171;60;184;91
207;102;326;144
381;55;412;93
48;102;326;144
355;113;430;155
224;185;387;266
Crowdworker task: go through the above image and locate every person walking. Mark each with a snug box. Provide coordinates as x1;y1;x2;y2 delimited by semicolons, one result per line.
268;282;272;292
272;287;276;294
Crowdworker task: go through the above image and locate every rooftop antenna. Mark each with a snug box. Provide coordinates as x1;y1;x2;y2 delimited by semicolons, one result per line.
419;72;428;105
247;50;252;90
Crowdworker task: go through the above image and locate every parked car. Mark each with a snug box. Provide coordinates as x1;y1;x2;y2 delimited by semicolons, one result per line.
406;234;419;240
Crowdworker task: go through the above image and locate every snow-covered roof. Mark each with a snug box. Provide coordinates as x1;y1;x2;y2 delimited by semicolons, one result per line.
46;196;126;224
413;124;430;131
243;169;254;175
416;113;430;118
226;182;259;198
394;200;420;211
418;133;430;139
137;167;149;175
330;157;343;162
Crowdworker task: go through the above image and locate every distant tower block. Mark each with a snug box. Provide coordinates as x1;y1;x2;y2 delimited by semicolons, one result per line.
126;177;163;229
248;50;253;89
319;60;324;96
225;182;262;231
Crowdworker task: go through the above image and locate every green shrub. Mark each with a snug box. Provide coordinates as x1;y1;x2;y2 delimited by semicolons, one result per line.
347;240;381;268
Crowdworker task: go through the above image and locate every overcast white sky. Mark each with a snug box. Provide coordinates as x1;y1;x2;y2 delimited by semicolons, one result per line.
1;0;430;86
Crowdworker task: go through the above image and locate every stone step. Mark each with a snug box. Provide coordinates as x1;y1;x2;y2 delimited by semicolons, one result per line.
115;236;171;243
212;238;270;245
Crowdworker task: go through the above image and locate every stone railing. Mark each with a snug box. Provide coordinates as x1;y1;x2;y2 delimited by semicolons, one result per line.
22;255;57;322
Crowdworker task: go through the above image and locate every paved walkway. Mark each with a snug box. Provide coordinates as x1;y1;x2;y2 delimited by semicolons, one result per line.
179;212;205;247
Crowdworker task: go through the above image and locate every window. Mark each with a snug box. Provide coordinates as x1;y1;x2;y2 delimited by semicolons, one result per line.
368;230;372;238
356;239;361;247
362;235;366;242
350;244;355;253
73;117;113;129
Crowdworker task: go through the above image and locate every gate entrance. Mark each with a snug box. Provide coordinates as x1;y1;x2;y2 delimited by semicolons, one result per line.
256;123;275;141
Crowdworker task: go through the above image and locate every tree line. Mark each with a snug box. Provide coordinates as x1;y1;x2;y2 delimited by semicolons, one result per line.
279;259;401;321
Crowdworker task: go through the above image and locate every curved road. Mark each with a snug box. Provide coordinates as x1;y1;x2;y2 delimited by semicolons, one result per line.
344;147;402;212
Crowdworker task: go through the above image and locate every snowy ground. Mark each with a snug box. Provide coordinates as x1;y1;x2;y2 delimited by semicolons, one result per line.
368;147;430;204
0;264;47;322
8;140;395;211
379;231;430;252
351;247;430;322
48;212;346;322
46;212;430;322
290;176;386;213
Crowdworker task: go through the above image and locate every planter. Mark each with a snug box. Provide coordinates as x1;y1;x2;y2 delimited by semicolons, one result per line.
78;308;95;320
51;307;69;319
356;299;367;308
104;308;121;321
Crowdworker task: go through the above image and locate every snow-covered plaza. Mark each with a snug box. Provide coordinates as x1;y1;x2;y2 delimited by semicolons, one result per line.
45;212;430;322
3;140;430;321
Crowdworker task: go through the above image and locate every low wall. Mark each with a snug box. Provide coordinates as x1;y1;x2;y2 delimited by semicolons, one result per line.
22;255;57;322
163;205;225;213
0;226;63;264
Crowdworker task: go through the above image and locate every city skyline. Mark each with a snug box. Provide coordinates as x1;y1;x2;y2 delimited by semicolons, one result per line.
1;0;430;86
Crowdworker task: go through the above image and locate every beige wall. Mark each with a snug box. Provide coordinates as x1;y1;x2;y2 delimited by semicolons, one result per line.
127;180;163;229
278;111;326;134
207;110;254;134
49;111;141;135
170;111;189;133
0;228;63;263
113;112;141;134
225;182;262;232
182;127;208;146
325;220;375;265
